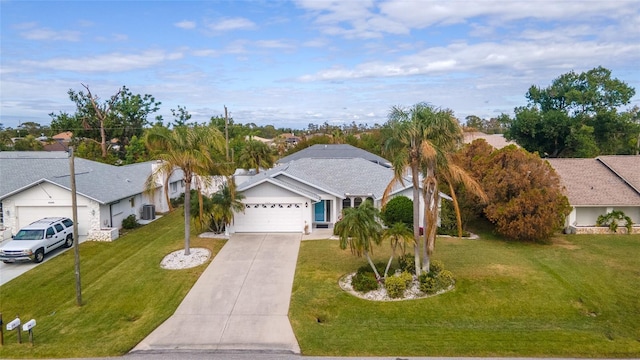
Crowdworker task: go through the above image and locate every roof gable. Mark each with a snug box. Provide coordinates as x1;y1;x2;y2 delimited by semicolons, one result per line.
237;157;410;200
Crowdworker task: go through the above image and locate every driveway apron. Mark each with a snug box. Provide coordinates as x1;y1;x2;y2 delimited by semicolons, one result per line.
132;233;301;354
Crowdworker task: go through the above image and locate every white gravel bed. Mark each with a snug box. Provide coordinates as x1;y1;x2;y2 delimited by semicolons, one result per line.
339;272;453;301
160;248;211;269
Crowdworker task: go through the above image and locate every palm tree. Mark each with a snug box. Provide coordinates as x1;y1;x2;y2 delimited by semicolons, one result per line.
383;102;477;274
211;181;245;235
189;180;245;234
238;139;274;173
382;222;414;279
145;125;227;255
334;200;383;280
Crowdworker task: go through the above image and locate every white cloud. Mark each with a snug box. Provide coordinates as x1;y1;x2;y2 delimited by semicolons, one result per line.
20;27;81;41
207;17;256;32
255;40;295;50
299;39;640;81
295;0;640;39
175;20;196;29
21;50;184;73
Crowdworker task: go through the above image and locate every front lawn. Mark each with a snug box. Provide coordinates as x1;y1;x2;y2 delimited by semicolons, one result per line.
289;233;640;357
0;210;225;358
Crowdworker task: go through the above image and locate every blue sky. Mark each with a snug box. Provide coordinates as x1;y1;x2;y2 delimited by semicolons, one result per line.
1;0;639;130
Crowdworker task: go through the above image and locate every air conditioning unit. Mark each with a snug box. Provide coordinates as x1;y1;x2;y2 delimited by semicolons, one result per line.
141;204;156;220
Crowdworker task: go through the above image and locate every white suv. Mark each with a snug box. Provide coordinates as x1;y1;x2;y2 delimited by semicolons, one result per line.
0;217;74;263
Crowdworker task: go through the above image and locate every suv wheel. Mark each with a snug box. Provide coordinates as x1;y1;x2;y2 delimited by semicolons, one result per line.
64;234;74;248
33;248;45;263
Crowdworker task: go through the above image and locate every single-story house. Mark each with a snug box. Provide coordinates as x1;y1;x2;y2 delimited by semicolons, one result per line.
278;144;391;167
546;155;640;233
230;157;425;234
0;151;184;239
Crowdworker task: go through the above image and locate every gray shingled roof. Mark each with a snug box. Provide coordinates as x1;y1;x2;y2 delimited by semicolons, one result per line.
237;157;409;200
0;151;183;204
597;155;640;194
546;157;640;206
277;144;391;167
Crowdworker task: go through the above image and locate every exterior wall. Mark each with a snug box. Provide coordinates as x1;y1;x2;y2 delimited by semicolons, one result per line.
242;182;304;198
617;206;640;224
1;182;93;235
575;207;606;226
107;194;146;229
573;206;640;227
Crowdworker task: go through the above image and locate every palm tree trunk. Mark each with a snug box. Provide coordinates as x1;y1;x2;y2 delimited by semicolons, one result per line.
183;175;192;256
364;251;381;280
448;182;463;238
384;241;398;279
422;164;437;273
411;164;422;276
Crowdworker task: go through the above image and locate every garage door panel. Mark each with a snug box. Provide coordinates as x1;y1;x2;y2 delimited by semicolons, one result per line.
17;206;89;236
234;203;302;233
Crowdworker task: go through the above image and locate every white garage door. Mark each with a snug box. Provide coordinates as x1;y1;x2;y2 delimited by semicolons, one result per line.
17;206;90;236
233;202;303;233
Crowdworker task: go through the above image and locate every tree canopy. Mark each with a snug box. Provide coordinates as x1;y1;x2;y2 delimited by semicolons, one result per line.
504;66;638;157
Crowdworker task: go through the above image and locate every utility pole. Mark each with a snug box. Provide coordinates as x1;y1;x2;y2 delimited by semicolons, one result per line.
224;105;229;161
69;147;82;306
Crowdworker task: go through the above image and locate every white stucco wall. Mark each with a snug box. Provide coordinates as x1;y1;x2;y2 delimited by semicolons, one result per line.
1;182;94;235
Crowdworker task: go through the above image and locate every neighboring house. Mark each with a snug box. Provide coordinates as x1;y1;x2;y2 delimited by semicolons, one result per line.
0;152;184;239
280;133;301;147
245;135;274;146
52;131;73;143
230;157;425;234
463;131;517;149
278;144;391;167
546;155;640;233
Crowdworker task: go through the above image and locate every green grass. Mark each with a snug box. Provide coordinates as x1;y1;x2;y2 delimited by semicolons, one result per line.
0;210;225;358
289;233;640;357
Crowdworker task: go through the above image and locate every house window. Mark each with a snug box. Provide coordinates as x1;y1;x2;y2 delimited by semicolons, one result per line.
342;198;351;209
130;198;135;208
0;203;3;225
171;182;178;192
353;197;363;208
180;180;185;188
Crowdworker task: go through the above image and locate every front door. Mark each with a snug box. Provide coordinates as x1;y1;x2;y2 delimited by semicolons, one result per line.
313;200;324;222
314;201;325;222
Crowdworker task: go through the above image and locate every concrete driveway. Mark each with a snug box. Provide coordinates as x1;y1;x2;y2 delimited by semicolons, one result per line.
0;235;88;286
132;233;301;354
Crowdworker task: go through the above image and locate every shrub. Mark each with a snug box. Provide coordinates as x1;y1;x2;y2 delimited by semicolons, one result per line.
418;261;455;294
419;274;437;294
597;210;633;233
381;196;413;228
351;272;379;293
170;193;185;208
384;275;407;299
122;214;139;229
398;253;415;275
435;270;455;289
429;260;445;275
355;262;388;278
398;271;413;287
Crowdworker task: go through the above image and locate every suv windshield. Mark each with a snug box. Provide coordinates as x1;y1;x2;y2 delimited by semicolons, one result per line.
13;229;44;240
